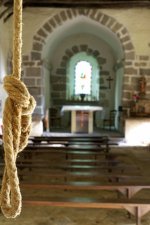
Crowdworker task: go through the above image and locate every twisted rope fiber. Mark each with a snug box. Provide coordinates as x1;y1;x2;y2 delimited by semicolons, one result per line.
0;0;36;218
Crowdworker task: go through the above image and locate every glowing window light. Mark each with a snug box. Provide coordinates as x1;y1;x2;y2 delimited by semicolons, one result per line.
75;61;92;95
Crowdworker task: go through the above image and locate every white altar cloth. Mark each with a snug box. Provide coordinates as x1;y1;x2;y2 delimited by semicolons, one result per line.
61;105;103;133
61;105;103;112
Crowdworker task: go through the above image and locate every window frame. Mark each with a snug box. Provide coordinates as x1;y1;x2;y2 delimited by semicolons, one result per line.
67;52;100;101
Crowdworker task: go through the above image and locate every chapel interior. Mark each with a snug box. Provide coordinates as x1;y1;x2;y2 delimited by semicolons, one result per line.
0;0;150;142
0;0;150;225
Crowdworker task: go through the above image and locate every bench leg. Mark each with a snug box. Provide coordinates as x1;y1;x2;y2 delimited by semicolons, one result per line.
135;206;141;225
124;206;141;225
136;205;150;225
124;205;150;225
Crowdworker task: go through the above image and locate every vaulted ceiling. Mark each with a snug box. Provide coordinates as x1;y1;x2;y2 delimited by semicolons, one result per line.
1;0;150;22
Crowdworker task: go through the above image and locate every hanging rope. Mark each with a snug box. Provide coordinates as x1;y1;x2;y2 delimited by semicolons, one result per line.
0;0;36;218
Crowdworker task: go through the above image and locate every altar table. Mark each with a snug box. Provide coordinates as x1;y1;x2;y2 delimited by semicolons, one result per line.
61;105;103;133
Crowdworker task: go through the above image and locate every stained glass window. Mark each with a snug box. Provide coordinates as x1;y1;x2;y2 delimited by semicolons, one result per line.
75;61;92;95
66;52;99;101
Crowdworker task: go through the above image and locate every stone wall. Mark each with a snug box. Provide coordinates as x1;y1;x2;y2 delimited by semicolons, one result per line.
22;55;44;116
50;44;112;107
123;55;150;107
3;8;150;120
21;8;136;116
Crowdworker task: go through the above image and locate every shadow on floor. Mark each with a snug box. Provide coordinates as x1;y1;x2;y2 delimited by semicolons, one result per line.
47;126;123;138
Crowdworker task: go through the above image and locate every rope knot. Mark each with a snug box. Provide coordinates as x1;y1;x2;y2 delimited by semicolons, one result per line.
1;74;36;218
0;0;36;218
4;75;32;108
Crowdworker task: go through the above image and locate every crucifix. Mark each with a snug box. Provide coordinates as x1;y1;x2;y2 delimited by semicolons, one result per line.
106;76;114;89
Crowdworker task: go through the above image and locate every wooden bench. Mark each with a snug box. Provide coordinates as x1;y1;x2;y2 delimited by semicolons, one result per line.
0;161;140;175
17;170;144;183
0;166;150;225
26;145;110;154
14;143;111;163
0;153;143;186
0;167;145;191
29;135;110;152
14;162;140;173
23;197;150;225
21;182;150;199
0;142;142;184
10;148;140;174
1;144;111;165
29;135;109;143
20;179;150;225
1;136;150;224
16;158;120;164
17;164;150;225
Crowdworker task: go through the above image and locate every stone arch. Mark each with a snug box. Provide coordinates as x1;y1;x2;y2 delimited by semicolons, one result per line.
55;45;108;103
23;9;136;116
32;8;135;61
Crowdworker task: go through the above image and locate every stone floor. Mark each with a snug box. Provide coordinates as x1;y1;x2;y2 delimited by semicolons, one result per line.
2;205;150;225
1;140;150;225
49;127;123;138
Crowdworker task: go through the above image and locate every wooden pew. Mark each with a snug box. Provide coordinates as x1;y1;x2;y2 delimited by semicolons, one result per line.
17;171;144;184
23;197;150;225
0;161;140;176
25;144;110;155
20;178;150;225
17;161;150;225
0;142;142;184
21;182;150;199
29;135;110;152
0;163;150;225
1;136;150;225
29;135;109;143
14;162;140;174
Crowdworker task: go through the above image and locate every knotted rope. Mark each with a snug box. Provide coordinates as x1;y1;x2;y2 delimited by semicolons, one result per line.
0;0;36;218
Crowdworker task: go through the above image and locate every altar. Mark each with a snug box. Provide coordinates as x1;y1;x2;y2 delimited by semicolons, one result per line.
61;105;103;133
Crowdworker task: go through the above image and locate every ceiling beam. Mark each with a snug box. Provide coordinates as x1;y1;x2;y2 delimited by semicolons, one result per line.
1;0;150;22
3;0;150;8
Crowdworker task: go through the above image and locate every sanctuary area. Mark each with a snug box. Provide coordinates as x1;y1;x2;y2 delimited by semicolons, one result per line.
0;1;150;225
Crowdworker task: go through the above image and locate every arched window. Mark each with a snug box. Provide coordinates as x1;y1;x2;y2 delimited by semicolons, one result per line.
67;52;100;101
75;60;92;95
